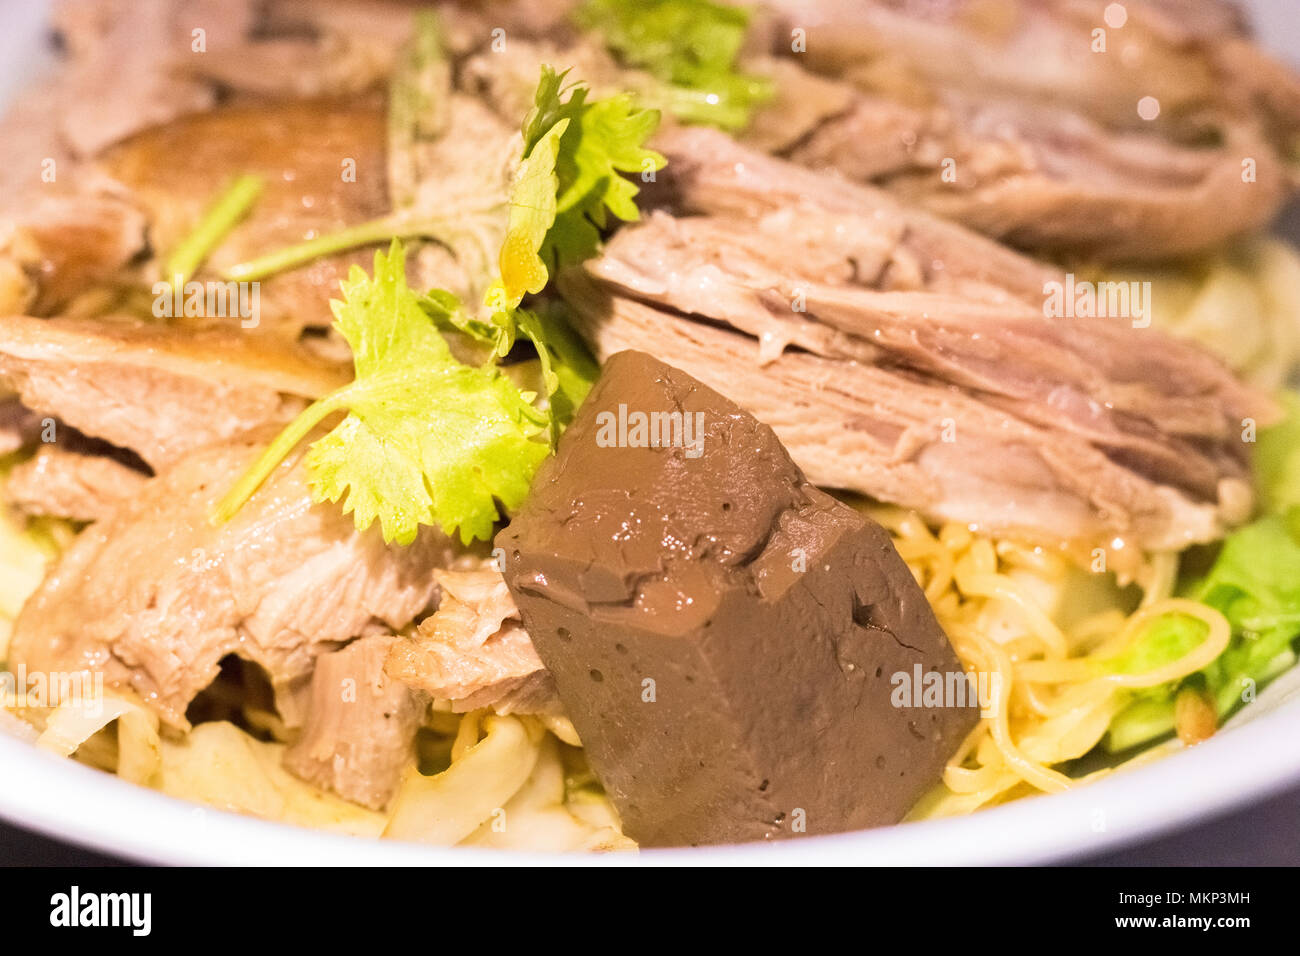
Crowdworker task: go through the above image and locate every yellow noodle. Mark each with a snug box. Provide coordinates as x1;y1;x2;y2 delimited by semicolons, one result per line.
957;569;1071;658
873;505;1226;816
1015;600;1231;687
449;709;482;762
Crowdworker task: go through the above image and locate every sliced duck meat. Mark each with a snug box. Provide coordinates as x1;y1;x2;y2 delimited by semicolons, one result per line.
0;397;42;457
0;315;349;471
785;87;1294;262
183;0;411;99
645;129;1271;407
99;99;389;337
588;209;1266;501
559;272;1236;560
7;429;454;730
651;125;1060;308
739;56;856;153
49;0;237;156
100;91;518;334
179;0;581;99
283;632;429;810
42;0;574;135
386;568;559;716
740;1;1298;260
5;442;149;523
496;350;979;846
0;193;147;316
757;0;1295;140
586;211;881;365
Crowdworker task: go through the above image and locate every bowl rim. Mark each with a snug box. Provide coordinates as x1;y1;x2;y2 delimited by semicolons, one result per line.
1;694;1296;865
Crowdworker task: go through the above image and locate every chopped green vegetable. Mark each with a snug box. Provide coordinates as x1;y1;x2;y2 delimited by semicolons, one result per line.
1256;391;1300;514
573;0;773;131
517;304;600;439
212;241;549;546
505;66;665;285
1104;390;1300;750
1105;510;1300;751
1102;612;1209;680
224;220;424;284
164;174;263;286
499;110;566;305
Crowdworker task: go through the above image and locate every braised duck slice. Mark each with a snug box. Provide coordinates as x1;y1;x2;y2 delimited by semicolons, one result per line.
46;0;233;157
385;567;559;716
100;91;518;335
653;125;1060;307
7;429;453;730
283;633;429;810
757;0;1296;139
5;443;148;523
0;194;148;316
786;88;1293;262
0;315;348;471
588;209;1265;501
99;100;389;336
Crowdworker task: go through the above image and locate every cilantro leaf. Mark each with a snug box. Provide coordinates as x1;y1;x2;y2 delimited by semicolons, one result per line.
550;91;665;267
503;66;665;285
492;65;658;421
499;114;569;305
213;241;549;546
516;304;599;439
574;0;773;131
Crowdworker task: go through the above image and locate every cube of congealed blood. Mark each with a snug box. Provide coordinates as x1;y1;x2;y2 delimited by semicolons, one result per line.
496;350;978;847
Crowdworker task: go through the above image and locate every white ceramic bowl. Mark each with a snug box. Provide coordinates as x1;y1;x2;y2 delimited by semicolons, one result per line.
1;0;1298;865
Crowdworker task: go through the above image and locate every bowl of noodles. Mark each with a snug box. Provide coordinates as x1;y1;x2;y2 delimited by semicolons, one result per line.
2;0;1300;864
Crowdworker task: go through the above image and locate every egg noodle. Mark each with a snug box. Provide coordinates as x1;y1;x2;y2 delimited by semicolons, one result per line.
867;507;1231;820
